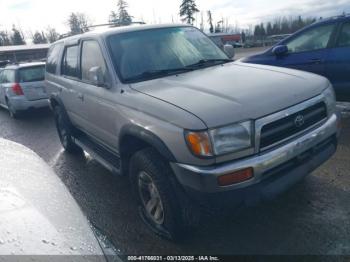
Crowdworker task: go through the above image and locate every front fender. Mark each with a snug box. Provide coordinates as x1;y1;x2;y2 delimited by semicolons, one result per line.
119;124;176;162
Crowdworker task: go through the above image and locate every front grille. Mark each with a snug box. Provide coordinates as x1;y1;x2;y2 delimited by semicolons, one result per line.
260;102;327;149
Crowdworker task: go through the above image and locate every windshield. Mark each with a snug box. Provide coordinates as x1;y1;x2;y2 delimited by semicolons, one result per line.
19;66;45;83
108;27;229;83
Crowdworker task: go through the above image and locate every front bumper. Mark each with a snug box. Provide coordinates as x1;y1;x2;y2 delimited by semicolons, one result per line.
171;113;339;203
9;96;49;111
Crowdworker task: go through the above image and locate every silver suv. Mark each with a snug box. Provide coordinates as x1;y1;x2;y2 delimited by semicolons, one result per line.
0;62;48;118
45;24;341;240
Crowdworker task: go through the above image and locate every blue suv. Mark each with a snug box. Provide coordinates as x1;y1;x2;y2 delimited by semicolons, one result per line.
241;15;350;101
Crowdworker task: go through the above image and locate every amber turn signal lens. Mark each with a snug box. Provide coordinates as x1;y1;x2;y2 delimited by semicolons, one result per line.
217;168;254;186
185;131;213;157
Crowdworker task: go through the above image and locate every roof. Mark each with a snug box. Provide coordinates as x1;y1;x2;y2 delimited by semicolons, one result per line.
0;44;50;53
318;13;350;23
5;61;45;69
56;23;189;44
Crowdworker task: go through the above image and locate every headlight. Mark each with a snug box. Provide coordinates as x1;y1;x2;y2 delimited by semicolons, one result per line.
323;84;336;116
209;121;253;155
185;121;253;157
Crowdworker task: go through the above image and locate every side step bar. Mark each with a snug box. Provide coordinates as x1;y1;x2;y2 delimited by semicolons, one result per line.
74;135;122;175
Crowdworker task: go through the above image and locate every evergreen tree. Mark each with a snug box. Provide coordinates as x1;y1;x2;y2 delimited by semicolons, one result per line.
254;25;261;37
199;12;204;31
207;10;214;33
241;31;246;43
110;0;132;26
32;31;48;44
266;22;273;36
260;23;266;38
281;17;290;34
0;31;11;46
179;0;199;25
11;26;25;45
272;23;279;35
109;11;118;23
67;12;90;35
254;16;316;37
45;27;59;43
67;13;81;35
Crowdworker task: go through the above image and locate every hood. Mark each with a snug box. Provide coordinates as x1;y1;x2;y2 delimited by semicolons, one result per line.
0;139;104;257
131;62;329;128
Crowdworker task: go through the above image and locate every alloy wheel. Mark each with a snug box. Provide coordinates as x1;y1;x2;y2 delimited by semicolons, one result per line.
138;171;165;225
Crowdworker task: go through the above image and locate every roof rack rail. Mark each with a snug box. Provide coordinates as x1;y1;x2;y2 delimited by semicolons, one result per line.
57;21;146;40
87;21;146;29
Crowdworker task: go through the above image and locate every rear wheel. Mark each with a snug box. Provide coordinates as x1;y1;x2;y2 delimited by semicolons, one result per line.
54;105;82;154
6;99;20;119
130;148;194;240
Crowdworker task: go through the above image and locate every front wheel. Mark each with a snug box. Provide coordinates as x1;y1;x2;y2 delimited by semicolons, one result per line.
54;106;82;154
130;148;191;240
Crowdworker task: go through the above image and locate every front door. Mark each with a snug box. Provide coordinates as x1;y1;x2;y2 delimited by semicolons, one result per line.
76;39;118;149
326;21;350;100
280;22;337;76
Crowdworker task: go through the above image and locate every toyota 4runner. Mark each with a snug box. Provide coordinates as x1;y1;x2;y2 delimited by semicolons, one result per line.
45;24;341;240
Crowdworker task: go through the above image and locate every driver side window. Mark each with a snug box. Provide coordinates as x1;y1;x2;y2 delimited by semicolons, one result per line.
286;24;335;53
81;40;108;85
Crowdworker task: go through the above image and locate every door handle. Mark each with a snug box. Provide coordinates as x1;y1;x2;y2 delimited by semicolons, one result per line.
77;93;84;101
308;58;324;64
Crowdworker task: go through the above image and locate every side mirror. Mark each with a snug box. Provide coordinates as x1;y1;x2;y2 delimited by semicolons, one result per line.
223;44;235;59
272;45;288;56
87;66;108;88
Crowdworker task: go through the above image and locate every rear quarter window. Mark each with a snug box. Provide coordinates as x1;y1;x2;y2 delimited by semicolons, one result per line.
19;66;45;83
46;43;63;74
0;70;15;83
61;45;79;78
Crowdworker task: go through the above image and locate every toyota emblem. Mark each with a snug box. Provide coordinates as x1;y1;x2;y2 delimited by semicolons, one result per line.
294;115;305;128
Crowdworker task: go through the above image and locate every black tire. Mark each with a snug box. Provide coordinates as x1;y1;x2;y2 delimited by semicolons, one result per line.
130;148;196;241
6;99;20;119
54;105;82;154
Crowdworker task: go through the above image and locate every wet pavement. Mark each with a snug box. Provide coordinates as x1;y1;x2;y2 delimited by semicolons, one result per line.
0;105;349;255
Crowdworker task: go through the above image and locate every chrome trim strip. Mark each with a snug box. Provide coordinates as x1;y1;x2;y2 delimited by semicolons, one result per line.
174;113;337;193
255;94;327;152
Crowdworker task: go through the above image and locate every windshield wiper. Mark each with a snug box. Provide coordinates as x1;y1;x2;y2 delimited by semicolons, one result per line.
186;58;232;68
125;68;194;82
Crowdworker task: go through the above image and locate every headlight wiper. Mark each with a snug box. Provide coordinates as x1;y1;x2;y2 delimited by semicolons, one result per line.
125;67;194;82
186;58;232;69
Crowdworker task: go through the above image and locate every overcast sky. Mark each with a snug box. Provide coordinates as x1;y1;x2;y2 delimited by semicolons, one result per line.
0;0;349;37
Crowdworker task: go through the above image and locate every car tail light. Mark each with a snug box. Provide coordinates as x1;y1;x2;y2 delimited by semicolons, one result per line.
217;168;254;186
12;83;24;96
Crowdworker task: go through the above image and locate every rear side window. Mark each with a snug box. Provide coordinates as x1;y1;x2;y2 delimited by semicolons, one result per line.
81;40;108;83
62;45;79;78
0;70;15;83
19;66;45;83
337;22;350;47
46;43;63;74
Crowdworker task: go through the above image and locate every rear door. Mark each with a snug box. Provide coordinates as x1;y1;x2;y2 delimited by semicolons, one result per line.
0;69;16;103
326;21;350;100
18;66;47;101
60;44;86;128
280;22;337;76
0;70;5;105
